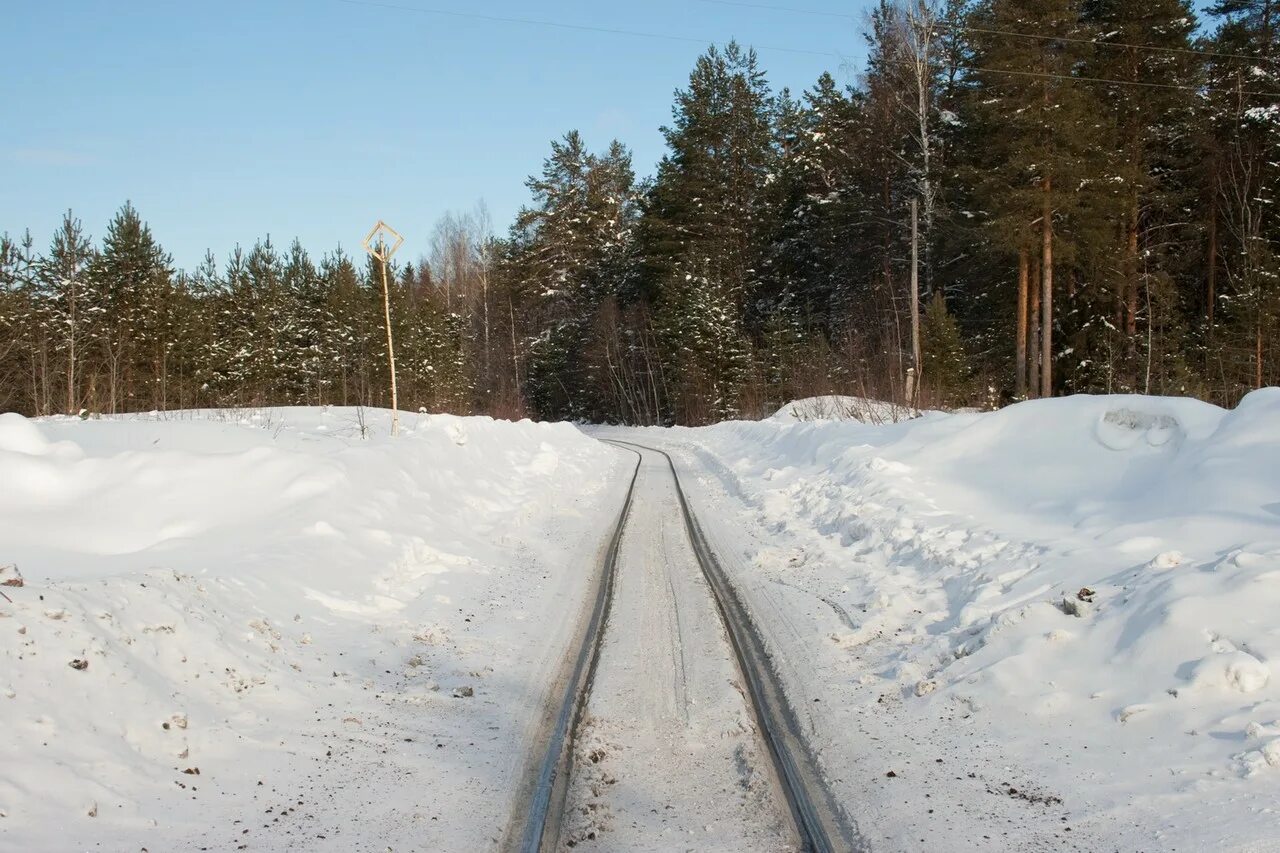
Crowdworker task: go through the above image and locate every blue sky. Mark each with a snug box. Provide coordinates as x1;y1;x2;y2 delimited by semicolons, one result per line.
3;0;879;270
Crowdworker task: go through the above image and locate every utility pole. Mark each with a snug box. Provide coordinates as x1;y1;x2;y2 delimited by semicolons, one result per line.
908;197;922;408
362;220;405;437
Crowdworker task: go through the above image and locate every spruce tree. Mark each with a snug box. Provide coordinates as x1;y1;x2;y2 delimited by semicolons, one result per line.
319;247;367;405
0;234;26;412
283;239;324;403
1203;0;1279;393
0;231;50;414
40;211;96;414
767;73;875;403
644;42;779;421
513;131;639;420
920;291;973;406
186;250;223;406
770;73;861;331
89;202;173;412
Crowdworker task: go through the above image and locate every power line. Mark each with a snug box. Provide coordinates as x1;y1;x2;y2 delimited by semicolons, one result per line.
948;22;1261;65
695;0;854;21
968;63;1238;96
963;61;1278;99
694;0;1270;64
332;0;1280;98
332;0;844;60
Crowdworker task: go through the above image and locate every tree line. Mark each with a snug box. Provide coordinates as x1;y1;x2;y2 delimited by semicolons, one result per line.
2;0;1276;424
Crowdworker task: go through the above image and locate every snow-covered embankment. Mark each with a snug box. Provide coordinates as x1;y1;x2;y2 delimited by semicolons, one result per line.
0;407;624;851
657;390;1280;850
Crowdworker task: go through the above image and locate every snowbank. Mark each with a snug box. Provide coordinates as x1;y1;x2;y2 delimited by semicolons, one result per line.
652;390;1280;850
0;407;624;851
771;395;920;424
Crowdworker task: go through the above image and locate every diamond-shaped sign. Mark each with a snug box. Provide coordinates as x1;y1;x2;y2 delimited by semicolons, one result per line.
362;220;404;262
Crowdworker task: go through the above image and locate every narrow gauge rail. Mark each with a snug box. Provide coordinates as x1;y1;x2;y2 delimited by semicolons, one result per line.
506;444;642;853
510;439;861;853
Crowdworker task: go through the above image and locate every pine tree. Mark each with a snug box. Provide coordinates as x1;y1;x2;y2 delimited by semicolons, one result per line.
216;245;252;401
965;0;1105;398
1075;0;1203;393
246;237;290;402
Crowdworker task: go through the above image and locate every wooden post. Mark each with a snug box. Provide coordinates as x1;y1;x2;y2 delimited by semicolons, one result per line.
378;246;399;437
362;221;405;436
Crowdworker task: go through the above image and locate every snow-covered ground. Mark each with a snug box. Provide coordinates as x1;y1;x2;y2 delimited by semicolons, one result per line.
0;407;627;852
641;389;1280;851
5;392;1279;851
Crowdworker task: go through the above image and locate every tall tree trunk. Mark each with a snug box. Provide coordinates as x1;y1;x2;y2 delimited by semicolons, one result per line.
1125;195;1140;371
909;198;921;406
508;294;520;394
1131;197;1141;366
1016;248;1029;398
106;339;120;416
1258;317;1265;390
1029;253;1042;399
1207;210;1218;336
66;271;77;415
481;262;491;393
37;339;50;417
1041;177;1054;397
29;353;39;418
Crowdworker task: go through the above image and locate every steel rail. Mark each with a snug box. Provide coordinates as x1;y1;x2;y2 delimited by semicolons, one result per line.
511;444;643;853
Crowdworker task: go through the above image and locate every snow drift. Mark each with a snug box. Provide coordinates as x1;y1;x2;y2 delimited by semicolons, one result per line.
0;407;624;851
655;389;1280;850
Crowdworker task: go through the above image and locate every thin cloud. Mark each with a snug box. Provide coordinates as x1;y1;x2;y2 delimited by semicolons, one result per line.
10;147;95;167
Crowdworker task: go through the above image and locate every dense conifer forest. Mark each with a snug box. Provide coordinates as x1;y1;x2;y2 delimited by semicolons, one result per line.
3;0;1277;423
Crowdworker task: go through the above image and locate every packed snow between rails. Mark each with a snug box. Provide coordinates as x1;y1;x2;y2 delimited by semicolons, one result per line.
618;389;1280;851
0;407;630;852
558;443;799;851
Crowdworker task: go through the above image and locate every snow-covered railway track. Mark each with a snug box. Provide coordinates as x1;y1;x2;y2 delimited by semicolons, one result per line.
603;440;860;853
510;439;859;852
505;445;643;853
